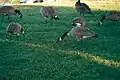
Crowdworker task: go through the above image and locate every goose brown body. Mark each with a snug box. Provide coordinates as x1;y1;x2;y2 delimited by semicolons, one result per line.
6;22;24;36
56;23;97;43
0;6;15;15
106;11;120;20
40;6;59;23
98;11;120;25
68;25;97;40
75;0;93;15
0;6;22;20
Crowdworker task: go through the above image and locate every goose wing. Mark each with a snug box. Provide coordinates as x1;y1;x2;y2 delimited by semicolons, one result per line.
106;11;120;20
73;27;95;37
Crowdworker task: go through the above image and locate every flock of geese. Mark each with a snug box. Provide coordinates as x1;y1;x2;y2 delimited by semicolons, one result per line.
0;0;120;43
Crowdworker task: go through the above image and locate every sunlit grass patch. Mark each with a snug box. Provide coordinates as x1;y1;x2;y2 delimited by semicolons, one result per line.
77;52;120;68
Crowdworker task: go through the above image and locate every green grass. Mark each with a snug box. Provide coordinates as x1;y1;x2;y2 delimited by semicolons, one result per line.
0;3;120;80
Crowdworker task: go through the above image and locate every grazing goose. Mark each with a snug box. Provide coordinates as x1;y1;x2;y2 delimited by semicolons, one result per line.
56;23;97;43
72;17;86;27
6;22;24;36
40;6;59;23
98;11;120;25
75;0;94;16
0;6;22;20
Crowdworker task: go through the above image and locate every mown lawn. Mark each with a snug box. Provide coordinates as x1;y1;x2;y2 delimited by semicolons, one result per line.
0;1;120;80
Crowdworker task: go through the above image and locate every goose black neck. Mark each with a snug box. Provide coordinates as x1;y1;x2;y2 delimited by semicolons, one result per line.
77;0;80;3
56;31;69;43
60;31;69;40
100;15;106;23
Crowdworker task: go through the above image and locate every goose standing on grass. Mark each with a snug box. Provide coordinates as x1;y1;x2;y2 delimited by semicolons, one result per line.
56;23;97;43
40;6;59;24
0;6;22;21
72;17;86;27
75;0;94;16
98;11;120;25
6;22;24;36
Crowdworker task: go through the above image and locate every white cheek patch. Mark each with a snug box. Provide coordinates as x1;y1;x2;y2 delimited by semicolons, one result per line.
76;23;81;27
99;22;102;25
55;15;58;18
17;34;20;36
67;32;70;36
22;31;24;34
59;37;62;41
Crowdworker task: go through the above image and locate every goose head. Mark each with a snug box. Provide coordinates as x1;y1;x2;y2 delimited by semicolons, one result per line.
56;37;62;43
53;15;59;20
98;21;103;26
56;31;69;43
72;23;82;27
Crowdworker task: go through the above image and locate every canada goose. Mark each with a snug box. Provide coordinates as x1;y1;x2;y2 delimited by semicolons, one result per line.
6;22;24;36
0;6;22;20
75;0;94;16
56;23;97;43
72;17;86;27
98;11;120;25
40;6;59;23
